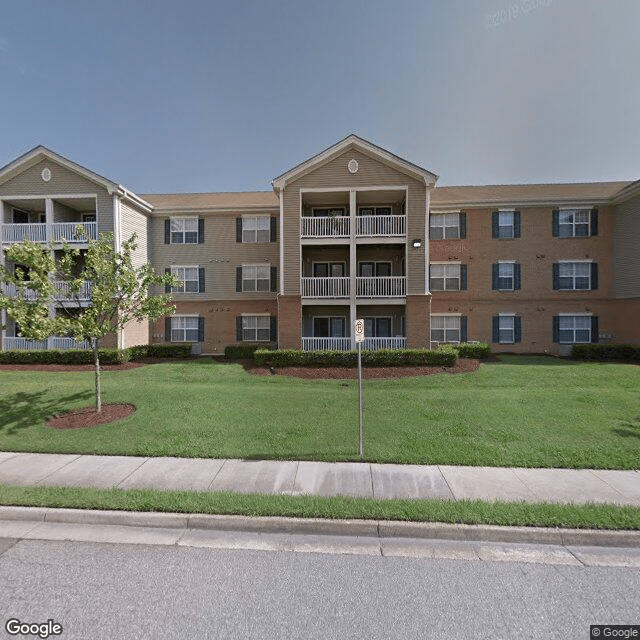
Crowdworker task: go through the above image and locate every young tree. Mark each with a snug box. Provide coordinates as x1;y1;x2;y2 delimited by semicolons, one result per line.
0;233;177;412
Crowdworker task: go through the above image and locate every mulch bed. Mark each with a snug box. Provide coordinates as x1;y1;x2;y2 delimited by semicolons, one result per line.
47;403;136;429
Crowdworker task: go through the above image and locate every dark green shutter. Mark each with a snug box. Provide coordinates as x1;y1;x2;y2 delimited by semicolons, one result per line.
514;263;521;290
164;219;170;244
460;264;467;291
236;316;243;342
198;218;204;244
552;264;560;290
552;209;560;237
491;212;499;238
198;267;205;293
460;316;468;343
270;217;277;242
552;316;560;343
236;218;243;242
491;264;499;290
270;267;278;292
198;317;204;342
270;317;277;342
514;316;522;343
236;267;243;292
590;208;598;236
165;317;172;342
514;211;521;238
459;212;467;239
492;316;500;343
591;317;599;343
165;268;171;293
591;263;598;290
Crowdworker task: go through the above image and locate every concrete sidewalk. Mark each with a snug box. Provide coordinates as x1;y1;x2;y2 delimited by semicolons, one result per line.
1;451;639;506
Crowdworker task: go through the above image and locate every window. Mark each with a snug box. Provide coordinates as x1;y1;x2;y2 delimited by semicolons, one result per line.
492;210;521;239
553;262;597;290
492;262;521;291
430;213;465;240
431;315;461;343
313;316;346;337
358;262;391;277
430;263;465;291
555;315;594;344
241;216;271;243
170;316;200;342
312;207;346;217
492;315;522;344
313;262;346;277
241;265;271;292
169;217;199;244
364;317;392;338
241;315;270;342
498;211;514;238
170;266;200;293
554;209;593;238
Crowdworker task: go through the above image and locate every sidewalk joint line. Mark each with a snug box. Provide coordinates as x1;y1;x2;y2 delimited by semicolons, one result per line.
437;466;456;500
35;454;82;483
207;459;227;491
115;456;151;488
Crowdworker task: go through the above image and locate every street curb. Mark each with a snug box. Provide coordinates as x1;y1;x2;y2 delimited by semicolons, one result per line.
1;506;639;548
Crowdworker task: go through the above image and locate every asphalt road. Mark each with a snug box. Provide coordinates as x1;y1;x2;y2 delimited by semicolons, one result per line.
0;537;637;639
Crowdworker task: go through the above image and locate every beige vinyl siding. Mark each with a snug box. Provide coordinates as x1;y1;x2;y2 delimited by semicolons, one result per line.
0;158;114;234
614;194;640;298
149;212;279;300
120;201;149;268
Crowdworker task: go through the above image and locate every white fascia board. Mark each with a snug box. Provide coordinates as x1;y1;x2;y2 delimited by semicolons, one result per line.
433;197;610;209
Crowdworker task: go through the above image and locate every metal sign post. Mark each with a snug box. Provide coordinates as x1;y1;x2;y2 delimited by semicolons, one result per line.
354;319;365;460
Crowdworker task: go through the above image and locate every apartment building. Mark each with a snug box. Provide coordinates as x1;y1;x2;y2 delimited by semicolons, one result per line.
1;136;639;355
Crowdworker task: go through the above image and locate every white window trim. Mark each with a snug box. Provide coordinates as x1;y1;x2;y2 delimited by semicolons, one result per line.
242;264;271;292
241;314;271;342
558;208;591;238
557;313;593;344
170;315;200;343
497;260;516;291
429;211;461;240
497;209;516;239
170;265;200;293
497;313;516;344
242;215;271;243
430;314;462;344
430;261;462;291
170;216;199;244
557;260;592;291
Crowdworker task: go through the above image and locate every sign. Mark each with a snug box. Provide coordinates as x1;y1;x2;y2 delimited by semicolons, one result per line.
354;318;365;343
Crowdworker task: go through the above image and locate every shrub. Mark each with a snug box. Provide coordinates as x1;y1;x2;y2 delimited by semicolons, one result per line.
126;344;192;360
455;342;491;359
224;344;274;360
571;344;640;361
254;348;456;368
0;348;128;365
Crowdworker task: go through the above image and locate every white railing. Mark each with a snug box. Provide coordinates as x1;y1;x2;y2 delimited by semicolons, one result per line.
2;223;47;243
301;277;350;298
301;216;350;238
3;336;91;351
54;280;93;301
2;283;39;301
51;222;97;243
356;276;406;297
363;337;406;350
302;337;351;351
2;222;97;244
356;215;405;237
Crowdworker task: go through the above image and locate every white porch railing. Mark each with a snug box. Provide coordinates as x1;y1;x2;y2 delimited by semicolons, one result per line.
301;217;350;238
54;280;93;301
362;337;406;350
2;283;39;300
301;277;350;298
3;336;91;351
356;215;405;237
1;222;97;244
302;337;351;351
356;276;406;297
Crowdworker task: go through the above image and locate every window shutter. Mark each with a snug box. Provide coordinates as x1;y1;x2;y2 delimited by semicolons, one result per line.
164;219;170;244
460;264;467;291
491;211;499;238
270;216;277;242
552;209;559;237
165;317;172;342
270;267;278;292
514;211;521;238
491;264;499;290
236;316;243;342
590;208;598;236
492;316;500;343
236;267;243;293
514;316;522;343
514;263;521;290
198;267;205;293
460;316;468;343
459;212;467;239
198;317;204;342
270;317;277;342
165;268;171;294
552;316;560;343
552;264;560;290
236;218;243;243
198;218;204;244
590;263;598;290
591;316;599;343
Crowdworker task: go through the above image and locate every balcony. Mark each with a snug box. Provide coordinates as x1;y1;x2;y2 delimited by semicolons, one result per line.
356;215;405;237
301;215;406;239
301;337;407;351
301;277;349;298
356;276;406;298
3;281;93;303
301;216;349;238
3;337;91;351
2;222;98;244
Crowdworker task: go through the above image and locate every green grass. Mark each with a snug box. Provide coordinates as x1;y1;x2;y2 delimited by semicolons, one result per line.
1;483;639;530
1;356;639;468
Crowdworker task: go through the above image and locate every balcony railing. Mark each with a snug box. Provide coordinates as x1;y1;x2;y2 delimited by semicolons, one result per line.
301;277;350;298
3;336;91;351
362;337;406;350
2;222;97;244
301;216;350;238
356;276;406;297
356;215;405;237
302;337;351;351
3;281;93;302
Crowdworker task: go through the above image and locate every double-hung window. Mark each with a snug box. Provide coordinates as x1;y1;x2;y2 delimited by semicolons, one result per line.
555;209;591;237
557;315;593;343
430;212;464;240
169;217;199;244
170;266;200;293
171;316;199;342
492;210;520;239
241;315;270;342
242;265;271;292
553;261;597;290
492;261;520;291
430;263;465;291
241;216;271;243
431;315;461;343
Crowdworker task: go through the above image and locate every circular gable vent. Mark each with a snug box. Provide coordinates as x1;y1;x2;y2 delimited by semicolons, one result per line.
347;159;359;174
41;167;52;182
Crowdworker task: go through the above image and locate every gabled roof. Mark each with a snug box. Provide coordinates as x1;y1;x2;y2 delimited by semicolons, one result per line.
271;134;438;190
142;191;278;214
0;145;153;213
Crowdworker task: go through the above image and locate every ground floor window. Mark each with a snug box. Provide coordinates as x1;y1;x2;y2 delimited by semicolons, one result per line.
431;315;460;343
364;317;392;337
242;315;270;342
557;315;593;344
492;314;521;344
313;316;345;337
171;316;199;342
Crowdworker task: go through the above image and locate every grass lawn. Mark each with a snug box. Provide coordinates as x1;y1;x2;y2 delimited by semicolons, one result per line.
0;355;639;469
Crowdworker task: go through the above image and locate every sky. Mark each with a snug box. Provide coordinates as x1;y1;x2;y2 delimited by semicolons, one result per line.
1;0;639;194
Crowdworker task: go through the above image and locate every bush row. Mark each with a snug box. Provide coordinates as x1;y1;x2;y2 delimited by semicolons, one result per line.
253;348;457;368
224;344;275;360
0;343;192;365
571;344;640;361
448;342;491;360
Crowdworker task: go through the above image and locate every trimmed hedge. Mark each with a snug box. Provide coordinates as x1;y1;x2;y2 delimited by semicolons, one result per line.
453;342;491;359
225;344;274;360
126;344;192;360
254;348;457;368
571;344;640;361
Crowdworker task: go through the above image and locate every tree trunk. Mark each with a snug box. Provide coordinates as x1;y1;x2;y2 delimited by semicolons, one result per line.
92;338;101;413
